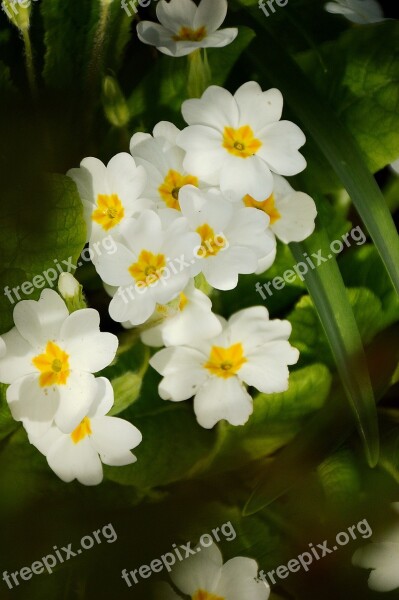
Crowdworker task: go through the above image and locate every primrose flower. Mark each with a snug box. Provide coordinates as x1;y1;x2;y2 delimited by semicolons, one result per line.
93;209;200;326
241;174;317;245
352;503;399;592
0;289;118;436
179;186;276;290
67;153;148;244
154;542;270;600
130;121;208;212
30;378;142;486
139;281;222;347
150;306;299;428
177;82;306;200
136;0;238;58
324;0;384;23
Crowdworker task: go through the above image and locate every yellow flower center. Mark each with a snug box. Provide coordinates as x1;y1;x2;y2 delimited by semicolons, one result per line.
71;417;92;444
243;192;281;225
179;292;188;311
192;590;224;600
129;250;167;286
158;169;199;210
223;125;262;158
173;26;207;42
32;341;70;387
204;343;247;379
92;193;125;231
196;224;226;258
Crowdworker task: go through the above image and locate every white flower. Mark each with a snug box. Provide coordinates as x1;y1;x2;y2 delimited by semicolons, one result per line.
324;0;384;23
352;503;399;592
0;289;118;436
0;336;5;358
93;209;200;326
155;542;270;600
150;306;299;428
30;377;142;486
177;82;306;200
242;174;317;245
136;0;238;58
67;153;148;244
179;186;276;290
130;121;209;212
139;281;222;346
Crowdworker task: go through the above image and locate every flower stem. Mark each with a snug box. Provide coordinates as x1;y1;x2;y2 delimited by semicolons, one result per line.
187;49;211;98
22;27;38;99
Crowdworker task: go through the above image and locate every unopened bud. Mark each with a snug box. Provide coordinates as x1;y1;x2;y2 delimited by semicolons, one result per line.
2;0;31;31
58;273;87;313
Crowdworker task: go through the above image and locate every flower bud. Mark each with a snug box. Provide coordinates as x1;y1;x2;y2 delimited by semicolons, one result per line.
58;273;87;313
2;0;31;31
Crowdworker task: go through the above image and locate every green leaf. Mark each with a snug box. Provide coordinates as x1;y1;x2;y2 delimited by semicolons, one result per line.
289;288;391;367
40;0;97;89
108;372;143;416
340;245;399;331
248;24;399;301
288;215;379;465
317;449;361;508
0;174;86;334
297;21;399;172
208;364;331;473
104;403;217;490
244;322;399;516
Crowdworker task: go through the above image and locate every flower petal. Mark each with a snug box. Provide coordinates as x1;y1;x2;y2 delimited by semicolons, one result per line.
13;289;68;348
156;0;197;32
55;371;97;433
257;121;307;176
60;309;118;372
194;376;253;428
90;415;142;464
7;373;59;437
181;86;239;129
217;557;270;600
235;83;283;133
150;346;207;401
170;542;223;596
0;327;36;383
194;0;228;31
220;155;274;201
